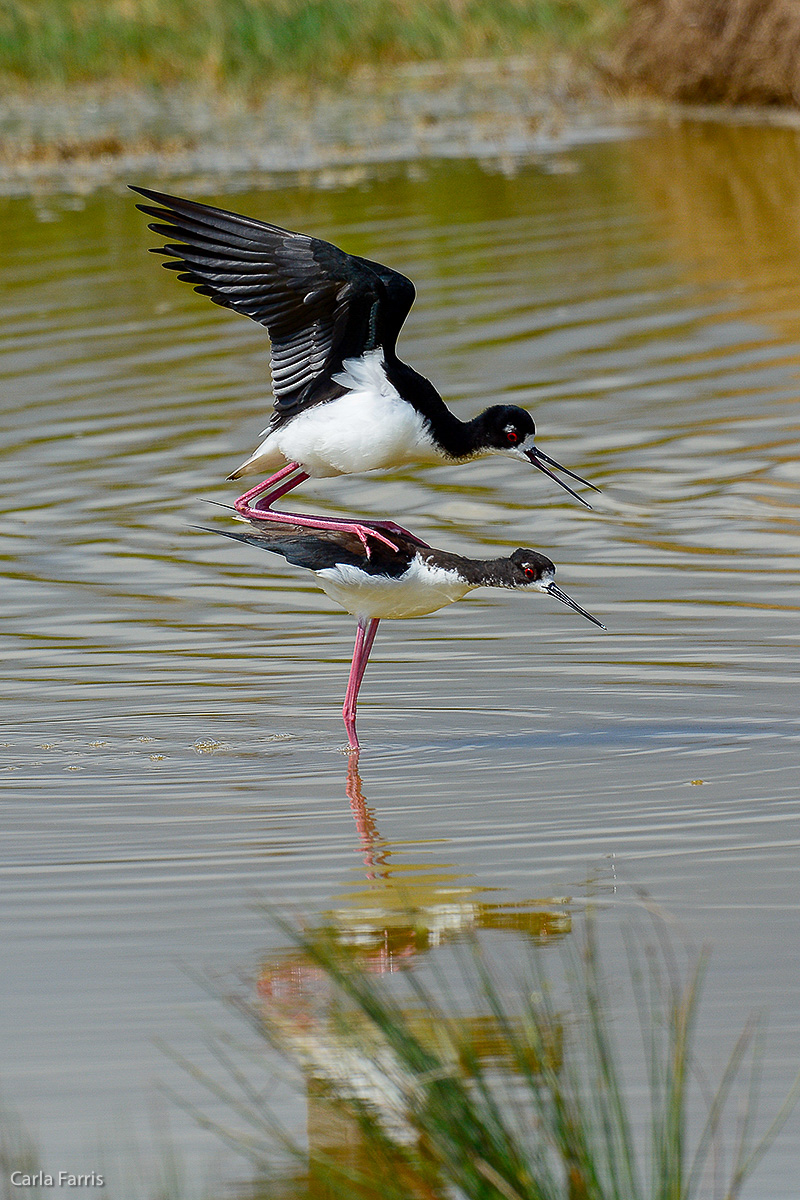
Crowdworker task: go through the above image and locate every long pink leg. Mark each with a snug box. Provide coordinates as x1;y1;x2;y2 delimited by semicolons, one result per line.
234;464;430;553
342;616;380;751
234;462;307;515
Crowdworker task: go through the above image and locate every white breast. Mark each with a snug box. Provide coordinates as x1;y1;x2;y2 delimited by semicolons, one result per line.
317;557;471;620
240;349;444;479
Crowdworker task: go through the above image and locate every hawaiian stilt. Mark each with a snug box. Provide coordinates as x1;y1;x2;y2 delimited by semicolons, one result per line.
203;518;605;751
132;187;599;554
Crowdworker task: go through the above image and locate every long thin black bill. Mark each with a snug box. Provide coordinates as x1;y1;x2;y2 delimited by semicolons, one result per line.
527;452;592;508
545;582;606;630
534;447;602;494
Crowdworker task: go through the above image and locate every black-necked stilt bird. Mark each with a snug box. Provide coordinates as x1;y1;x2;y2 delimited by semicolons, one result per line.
204;517;605;751
132;187;599;553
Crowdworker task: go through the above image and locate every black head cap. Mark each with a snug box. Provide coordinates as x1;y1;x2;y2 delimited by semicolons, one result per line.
478;405;536;452
509;548;556;584
507;548;606;628
474;406;597;507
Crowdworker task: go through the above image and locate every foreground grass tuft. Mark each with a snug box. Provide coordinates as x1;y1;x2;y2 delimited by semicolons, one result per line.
169;906;800;1200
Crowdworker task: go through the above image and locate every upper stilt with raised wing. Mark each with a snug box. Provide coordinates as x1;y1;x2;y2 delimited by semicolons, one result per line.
131;187;599;542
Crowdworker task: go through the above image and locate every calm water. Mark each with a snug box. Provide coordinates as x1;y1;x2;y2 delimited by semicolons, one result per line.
2;120;799;1196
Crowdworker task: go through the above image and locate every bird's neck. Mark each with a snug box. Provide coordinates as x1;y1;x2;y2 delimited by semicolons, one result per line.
423;402;505;461
422;550;514;589
387;359;485;460
430;410;489;460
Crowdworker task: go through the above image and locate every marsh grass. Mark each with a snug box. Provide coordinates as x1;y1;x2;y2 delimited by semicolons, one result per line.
0;1103;42;1200
0;1;618;91
164;907;800;1200
5;1;800;109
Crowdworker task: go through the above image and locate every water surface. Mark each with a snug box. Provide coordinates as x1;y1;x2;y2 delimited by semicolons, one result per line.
2;119;799;1195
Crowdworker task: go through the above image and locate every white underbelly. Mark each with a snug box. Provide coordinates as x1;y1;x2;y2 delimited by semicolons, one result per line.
317;560;471;620
282;390;442;476
234;349;445;479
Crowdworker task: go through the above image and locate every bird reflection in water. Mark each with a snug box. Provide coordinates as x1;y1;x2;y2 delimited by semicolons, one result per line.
254;759;570;1192
259;758;571;994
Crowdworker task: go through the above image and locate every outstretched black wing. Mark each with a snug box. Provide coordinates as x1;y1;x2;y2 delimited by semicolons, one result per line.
130;187;416;416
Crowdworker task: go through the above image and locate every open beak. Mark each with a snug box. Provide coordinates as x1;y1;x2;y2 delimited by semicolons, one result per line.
544;581;606;630
525;446;600;509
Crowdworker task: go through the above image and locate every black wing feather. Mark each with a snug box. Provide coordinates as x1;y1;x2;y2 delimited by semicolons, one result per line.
200;521;414;578
130;186;416;415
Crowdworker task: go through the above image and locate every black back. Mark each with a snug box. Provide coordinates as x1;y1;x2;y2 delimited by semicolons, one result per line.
204;520;418;579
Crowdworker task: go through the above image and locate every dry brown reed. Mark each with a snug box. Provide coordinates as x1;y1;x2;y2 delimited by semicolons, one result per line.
618;0;800;105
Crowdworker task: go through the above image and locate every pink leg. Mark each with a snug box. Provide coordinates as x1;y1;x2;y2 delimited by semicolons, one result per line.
234;464;401;556
234;462;307;514
363;520;430;548
342;616;380;751
234;464;430;554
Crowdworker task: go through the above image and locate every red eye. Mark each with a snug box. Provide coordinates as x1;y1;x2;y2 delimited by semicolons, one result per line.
523;566;536;580
506;430;520;445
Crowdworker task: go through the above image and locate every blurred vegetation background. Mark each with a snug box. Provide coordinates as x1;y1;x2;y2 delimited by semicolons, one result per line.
2;1;799;105
0;0;620;91
2;0;799;176
620;0;800;106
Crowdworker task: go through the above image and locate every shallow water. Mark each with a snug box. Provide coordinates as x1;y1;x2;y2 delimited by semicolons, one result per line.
2;119;800;1195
